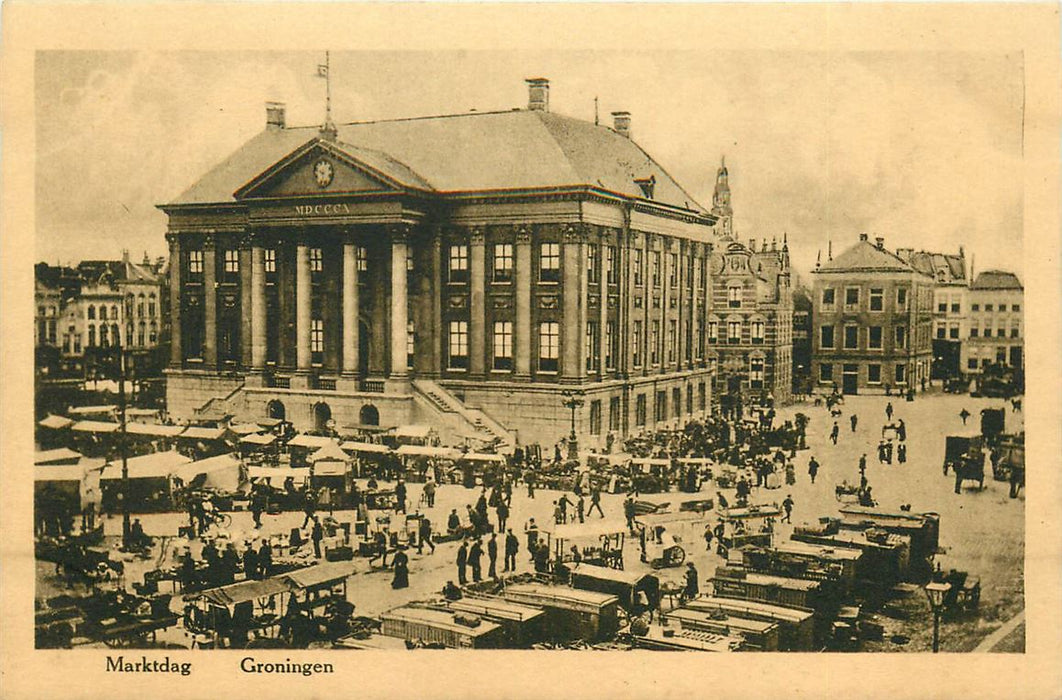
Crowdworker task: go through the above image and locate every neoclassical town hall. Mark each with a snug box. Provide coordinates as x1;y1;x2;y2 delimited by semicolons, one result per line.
162;79;742;446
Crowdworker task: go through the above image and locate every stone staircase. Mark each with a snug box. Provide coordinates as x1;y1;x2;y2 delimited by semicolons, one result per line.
194;380;246;418
412;379;514;448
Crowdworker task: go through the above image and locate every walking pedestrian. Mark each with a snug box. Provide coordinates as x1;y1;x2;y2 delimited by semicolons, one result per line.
301;490;317;529
576;494;585;524
395;479;407;514
830;422;840;445
250;487;265;529
504;529;519;572
456;540;468;585
525;470;536;499
623;497;637;534
859;454;867;478
897;442;907;464
311;516;324;559
391;545;410;589
959;408;971;425
423;479;436;508
885;402;894;421
487;533;498;578
258;539;273;578
469;538;483;582
703;524;714;551
850;414;858;432
897;419;907;442
588;486;605;518
782;494;794;524
496;500;509;533
418;516;435;554
808;456;819;484
683;562;700;603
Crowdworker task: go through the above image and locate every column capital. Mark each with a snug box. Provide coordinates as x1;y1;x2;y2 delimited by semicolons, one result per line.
165;232;181;248
562;223;590;244
469;226;486;246
515;225;533;245
237;230;257;250
387;223;414;243
201;234;216;251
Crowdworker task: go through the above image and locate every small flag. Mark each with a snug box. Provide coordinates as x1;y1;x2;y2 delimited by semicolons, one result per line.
317;64;328;78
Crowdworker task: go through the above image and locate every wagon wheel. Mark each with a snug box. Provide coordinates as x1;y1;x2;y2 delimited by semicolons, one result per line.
666;546;686;567
216;512;233;528
616;606;631;630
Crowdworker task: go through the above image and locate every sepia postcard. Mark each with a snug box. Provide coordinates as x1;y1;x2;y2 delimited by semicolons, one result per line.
1;3;1060;699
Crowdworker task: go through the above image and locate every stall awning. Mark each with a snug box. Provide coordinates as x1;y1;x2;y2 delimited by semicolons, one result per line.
174;453;241;478
340;441;390;454
310;443;350;463
38;415;74;430
281;562;356;590
240;433;277;446
287;434;337;449
100;450;193;480
35;448;83;465
179;426;227;441
396;445;459;458
126;422;186;438
229;423;264;436
570;563;648;586
248;466;307;481
68;405;118;417
459;452;506;464
256;418;284;429
126;408;161;419
71;420;120;434
198;577;292;607
545;521;628;540
35;463;87;483
393;424;432;439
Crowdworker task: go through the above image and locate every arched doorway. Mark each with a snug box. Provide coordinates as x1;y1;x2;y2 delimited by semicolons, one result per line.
359;404;379;426
313;402;332;432
267;400;286;420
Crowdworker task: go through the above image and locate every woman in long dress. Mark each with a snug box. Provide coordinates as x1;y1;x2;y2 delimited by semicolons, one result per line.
391;546;410;589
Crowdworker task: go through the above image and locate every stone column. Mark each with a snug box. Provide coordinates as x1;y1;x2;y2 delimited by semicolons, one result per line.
514;226;532;378
239;235;254;368
251;243;267;369
202;236;217;368
469;227;486;376
598;239;608;375
562;224;585;380
342;239;359;375
166;233;182;367
390;228;409;379
295;243;311;371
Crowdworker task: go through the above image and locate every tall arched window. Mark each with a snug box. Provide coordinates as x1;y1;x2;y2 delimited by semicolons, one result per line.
99;324;109;346
149;322;158;344
87;305;96;320
88;325;96;347
110;305;119;320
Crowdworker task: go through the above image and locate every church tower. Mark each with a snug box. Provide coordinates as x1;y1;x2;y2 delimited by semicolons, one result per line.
711;156;733;239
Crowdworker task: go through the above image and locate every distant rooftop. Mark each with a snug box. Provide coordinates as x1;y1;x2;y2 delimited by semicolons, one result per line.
971;270;1023;290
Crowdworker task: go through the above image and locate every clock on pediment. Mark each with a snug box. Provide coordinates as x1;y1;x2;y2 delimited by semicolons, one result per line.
313;159;335;188
726;254;747;273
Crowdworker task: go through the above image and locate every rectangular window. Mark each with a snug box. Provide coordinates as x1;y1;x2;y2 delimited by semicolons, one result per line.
224;249;239;274
609;397;621;431
751;320;765;344
310;319;324;364
540;243;560;282
667;320;677;363
650;321;660;364
895;326;907;349
869;288;884;311
844;287;860;309
970;327;979;338
696;320;705;357
728;286;741;308
896;288;908;310
937;300;948;313
749;358;765;388
356;246;368;273
265;248;277;274
844;325;858;349
971;303;979;311
985;304;993;312
188;250;204;275
936;324;947;339
492;321;513;370
605;321;616;370
538;321;559;372
407;322;415;369
651;252;661;288
492;243;513;282
586;321;600;371
821;288;836;308
673;387;682;416
668;253;677;288
698;383;707;411
949;324;960;340
820;325;835;349
1010;324;1020;338
448;320;469;369
868;364;882;384
587;244;599;284
968;358;979;370
636;394;647;426
309;247;323;273
632;321;643;367
606;246;618;285
633;249;644;287
1012;304;1021;312
951;301;961;313
655;390;667;422
728;319;741;345
820;363;833;382
895;364;907;384
869;326;883;349
708;320;718;344
589;400;602;436
449;244;469;282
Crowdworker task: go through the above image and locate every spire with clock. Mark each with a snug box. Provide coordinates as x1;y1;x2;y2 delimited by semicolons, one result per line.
711;155;733;239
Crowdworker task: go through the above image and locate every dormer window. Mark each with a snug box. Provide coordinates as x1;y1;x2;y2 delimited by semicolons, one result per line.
635;175;656;199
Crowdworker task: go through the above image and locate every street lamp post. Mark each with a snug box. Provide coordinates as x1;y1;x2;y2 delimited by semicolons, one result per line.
561;390;585;461
924;581;951;653
115;342;131;546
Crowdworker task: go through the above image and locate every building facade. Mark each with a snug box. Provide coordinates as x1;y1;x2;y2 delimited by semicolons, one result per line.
811;234;933;395
791;283;812;396
161;80;721;446
964;270;1023;373
902;248;968;380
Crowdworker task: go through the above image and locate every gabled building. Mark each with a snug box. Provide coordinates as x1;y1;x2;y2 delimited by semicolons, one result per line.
705;160;793;414
901;248;968;380
965;270;1023;373
159;79;721;446
811;234;933;394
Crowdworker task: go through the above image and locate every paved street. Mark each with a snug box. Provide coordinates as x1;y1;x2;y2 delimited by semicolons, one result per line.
79;391;1023;651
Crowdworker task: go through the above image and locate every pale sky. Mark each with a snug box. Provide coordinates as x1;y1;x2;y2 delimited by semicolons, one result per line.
35;50;1024;279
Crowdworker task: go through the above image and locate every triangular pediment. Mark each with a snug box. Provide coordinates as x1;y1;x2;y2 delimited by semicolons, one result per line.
235;139;416;200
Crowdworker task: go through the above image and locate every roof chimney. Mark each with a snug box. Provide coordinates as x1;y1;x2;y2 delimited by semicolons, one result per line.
875;236;885;250
859;233;869;242
748;238;756;252
266;102;286;130
526;78;549;112
122;249;129;265
612;111;631;139
895;248;913;262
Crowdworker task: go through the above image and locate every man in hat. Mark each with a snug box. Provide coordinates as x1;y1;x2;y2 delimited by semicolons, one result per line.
782;494;794;524
311;516;324;559
468;538;484;583
242;541;259;581
504;528;519;572
487;533;499;578
418;515;435;554
456;539;468;585
683;562;700;603
258;539;273;578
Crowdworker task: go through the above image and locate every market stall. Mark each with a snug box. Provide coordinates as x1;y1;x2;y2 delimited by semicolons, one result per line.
542;521;627;570
98;450;193;512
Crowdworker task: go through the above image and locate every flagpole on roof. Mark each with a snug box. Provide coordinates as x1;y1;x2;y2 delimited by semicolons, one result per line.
318;51;336;139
